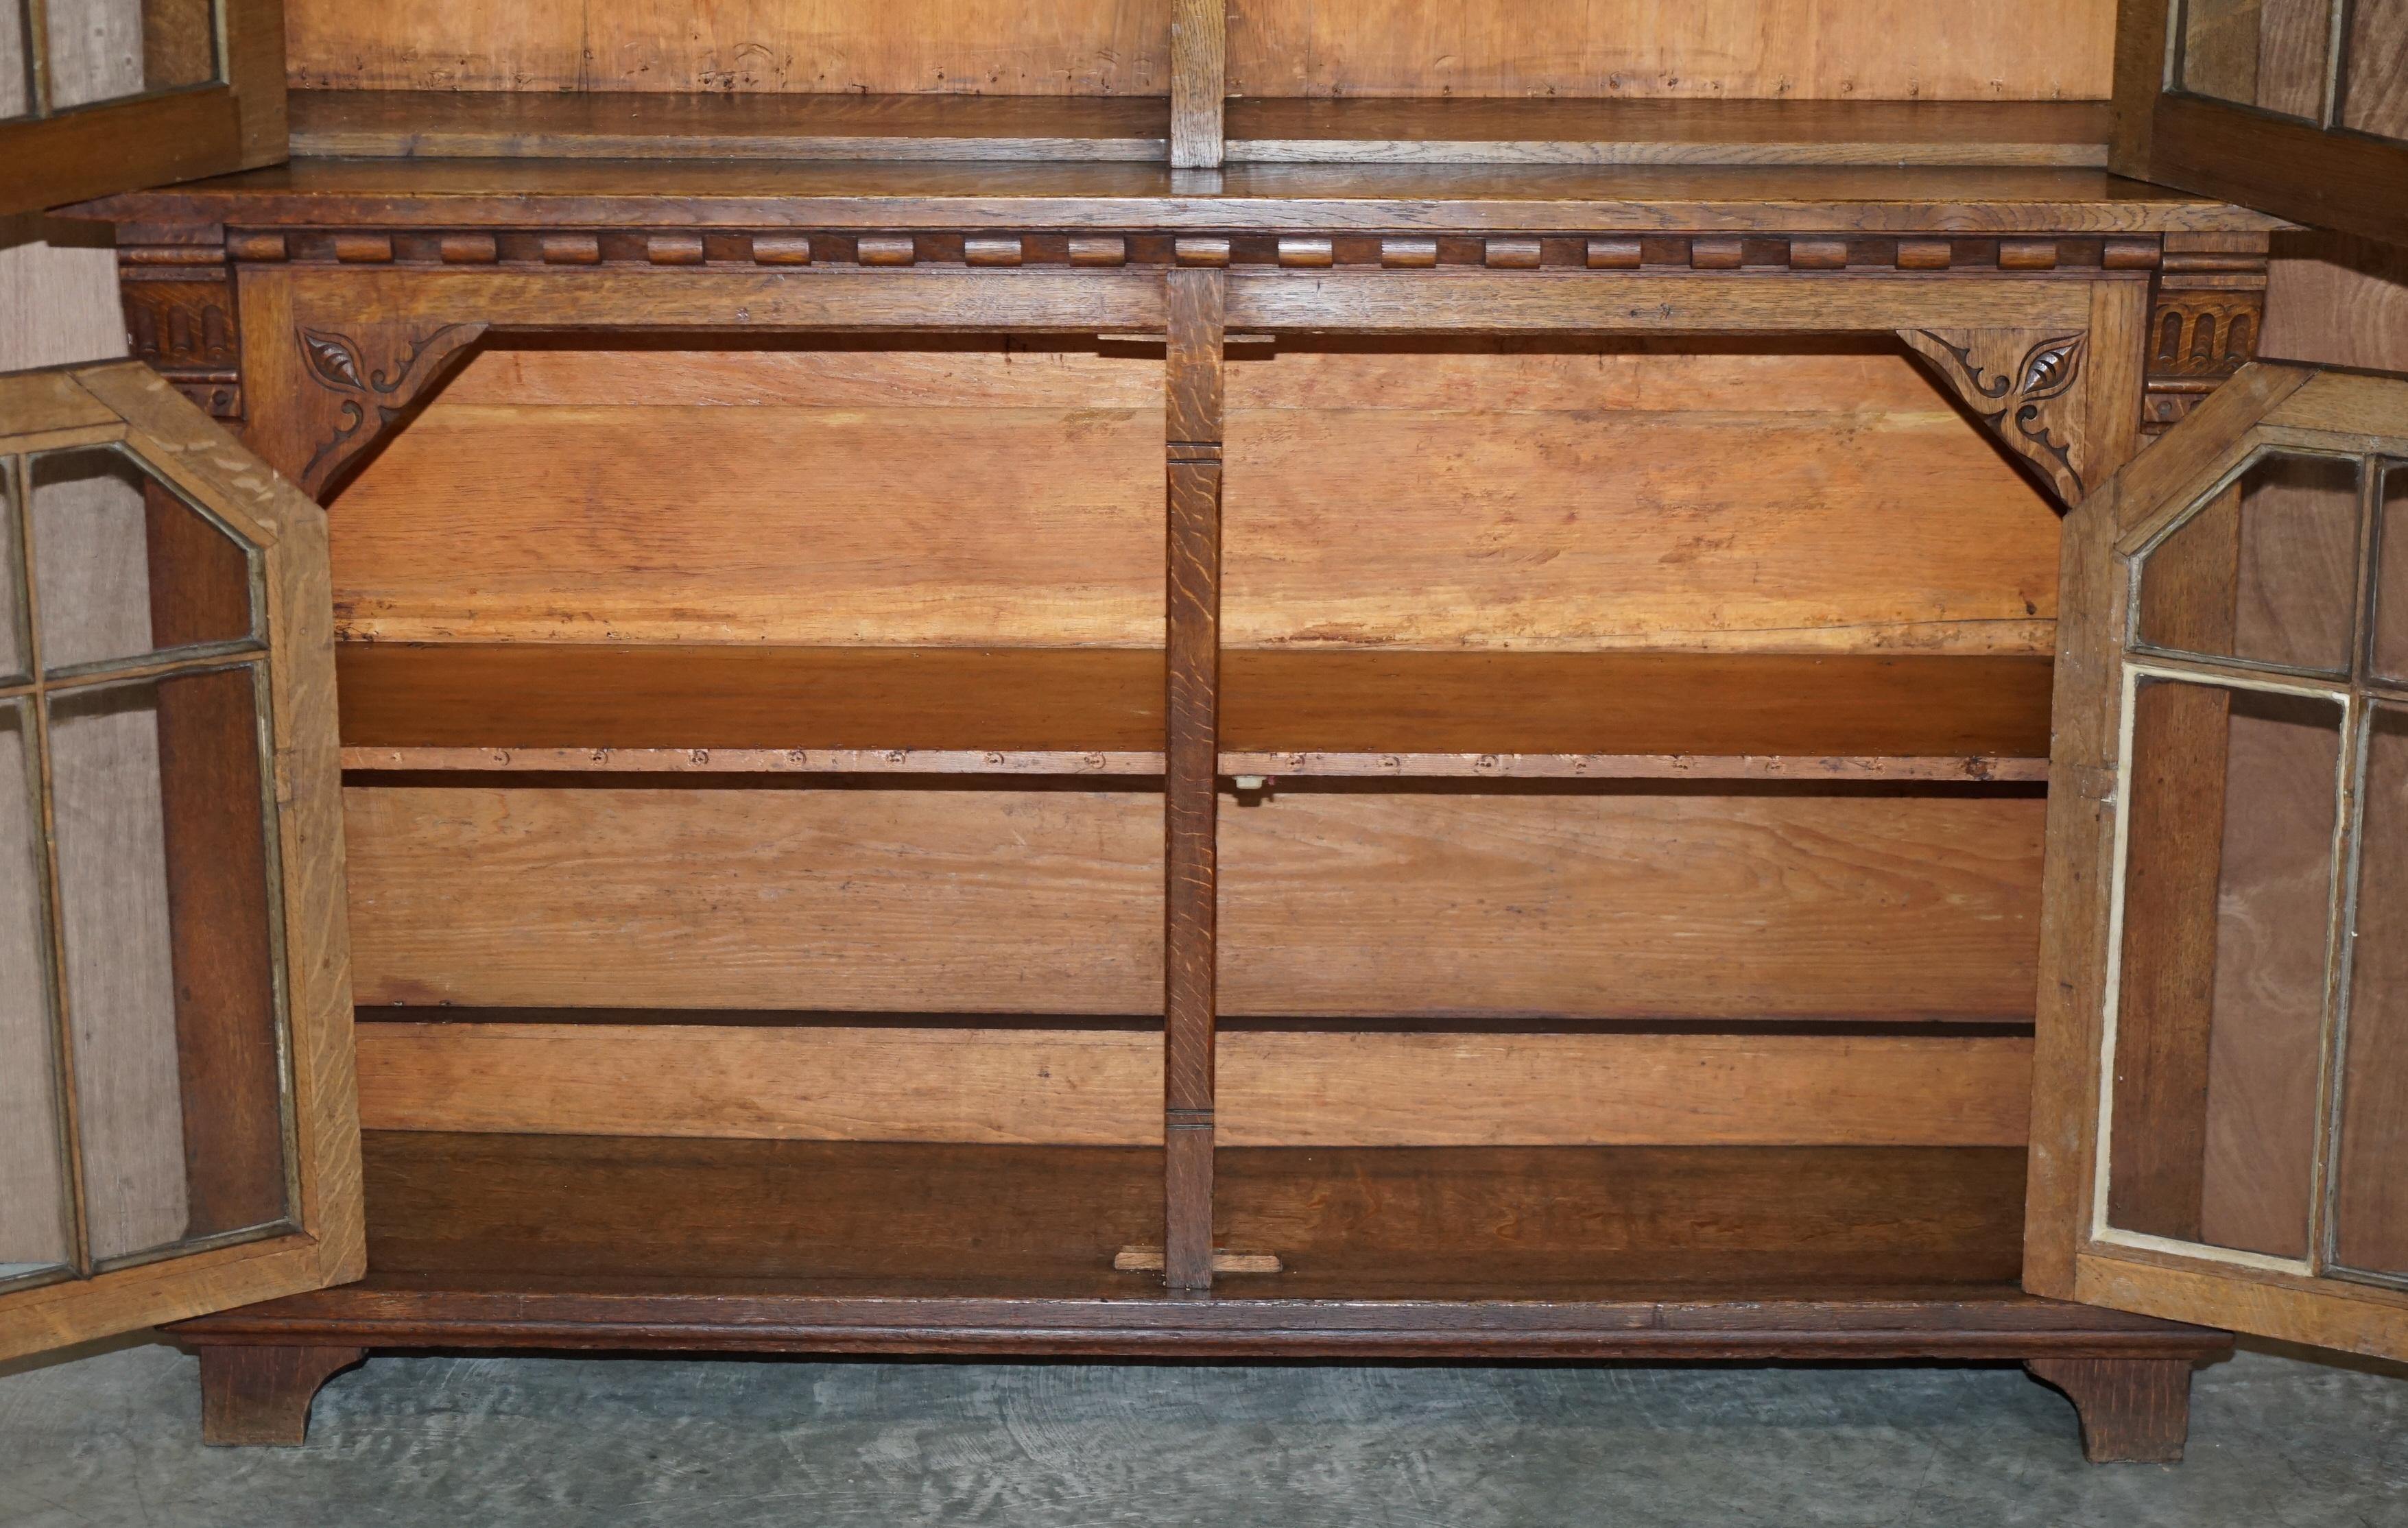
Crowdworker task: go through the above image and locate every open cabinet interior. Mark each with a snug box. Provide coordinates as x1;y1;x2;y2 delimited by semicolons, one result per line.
12;0;2408;1467
309;332;2058;1302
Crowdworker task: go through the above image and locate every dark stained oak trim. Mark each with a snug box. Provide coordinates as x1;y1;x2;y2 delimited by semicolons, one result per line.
67;162;2285;235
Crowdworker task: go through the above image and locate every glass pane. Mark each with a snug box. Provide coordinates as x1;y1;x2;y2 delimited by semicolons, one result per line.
2137;450;2363;675
0;457;23;683
2376;464;2408;683
2334;706;2408;1282
0;701;73;1285
2339;0;2408;143
49;667;287;1267
2181;0;2339;119
0;0;27;119
44;0;217;110
29;446;254;674
2107;678;2341;1260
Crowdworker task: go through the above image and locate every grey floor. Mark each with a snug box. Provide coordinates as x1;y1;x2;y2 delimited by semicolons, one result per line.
1;1340;2404;1527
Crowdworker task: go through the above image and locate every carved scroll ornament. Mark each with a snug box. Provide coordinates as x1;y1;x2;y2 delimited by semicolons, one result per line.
1901;328;2092;508
291;321;486;499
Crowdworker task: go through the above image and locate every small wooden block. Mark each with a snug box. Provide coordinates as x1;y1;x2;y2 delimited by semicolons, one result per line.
857;235;917;266
540;234;601;265
1586;238;1643;270
645;233;705;265
331;233;394;264
1278;237;1334;268
1115;1247;1284;1275
1690;237;1745;270
1176;237;1232;267
1484;238;1543;269
1068;236;1128;266
1789;238;1850;270
2000;239;2060;270
1898;239;1953;270
1381;237;1438;268
439;233;498;264
225;232;287;262
2103;237;2162;270
964;237;1025;266
751;235;813;265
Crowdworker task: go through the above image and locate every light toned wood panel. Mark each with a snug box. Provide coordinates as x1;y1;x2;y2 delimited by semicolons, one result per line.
0;1232;333;1364
1225;99;2113;167
354;1022;2033;1147
1224;353;2061;653
1217;753;2050;783
1224;1030;2031;1146
436;343;1165;410
1226;0;2115;101
343;747;1163;776
1226;272;2099;335
288;91;1173;160
343;346;2060;654
2074;1251;2408;1362
1218;791;2046;1020
360;1023;1158;1143
344;786;1165;1012
286;0;1171;95
331;401;1163;645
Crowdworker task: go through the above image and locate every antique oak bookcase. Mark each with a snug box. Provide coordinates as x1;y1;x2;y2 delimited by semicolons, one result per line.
0;0;2404;1465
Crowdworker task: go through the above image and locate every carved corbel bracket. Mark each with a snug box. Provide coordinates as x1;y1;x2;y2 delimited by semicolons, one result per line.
1900;327;2092;508
2141;234;2270;438
119;245;244;420
285;320;487;500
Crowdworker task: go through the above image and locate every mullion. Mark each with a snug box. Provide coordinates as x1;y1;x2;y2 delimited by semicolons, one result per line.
12;446;91;1278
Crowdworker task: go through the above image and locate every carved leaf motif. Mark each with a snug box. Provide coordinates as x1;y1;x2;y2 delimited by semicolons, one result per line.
300;329;366;392
2018;335;2085;403
1898;326;2093;508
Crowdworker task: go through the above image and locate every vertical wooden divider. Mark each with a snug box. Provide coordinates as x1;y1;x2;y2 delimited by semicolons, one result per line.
1163;265;1226;1290
1170;0;1226;169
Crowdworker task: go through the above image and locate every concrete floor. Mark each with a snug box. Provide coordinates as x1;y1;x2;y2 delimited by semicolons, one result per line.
1;1341;2404;1526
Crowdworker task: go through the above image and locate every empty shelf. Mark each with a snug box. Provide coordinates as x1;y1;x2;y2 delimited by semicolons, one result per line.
337;643;1165;775
1218;651;2053;782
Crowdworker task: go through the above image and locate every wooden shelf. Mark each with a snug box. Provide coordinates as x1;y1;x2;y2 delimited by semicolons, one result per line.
337;645;2049;781
335;644;1167;776
167;1132;2226;1361
285;92;2107;171
1224;99;2112;168
290;91;1172;163
1220;652;2053;782
72;158;2285;237
365;1132;2037;1296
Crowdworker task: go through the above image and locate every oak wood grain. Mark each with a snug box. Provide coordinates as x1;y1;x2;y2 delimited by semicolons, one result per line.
285;0;1171;95
71;160;2284;235
289;91;1173;161
1225;1;2115;102
353;1022;2036;1148
1226;99;2113;167
1163;265;1225;1289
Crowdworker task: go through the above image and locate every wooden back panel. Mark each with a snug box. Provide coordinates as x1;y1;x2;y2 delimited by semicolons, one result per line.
286;0;1171;95
281;0;2114;102
1226;0;2115;101
329;341;2060;653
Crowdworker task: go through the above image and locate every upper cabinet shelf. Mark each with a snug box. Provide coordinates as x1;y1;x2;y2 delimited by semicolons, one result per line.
335;645;2050;784
71;156;2282;237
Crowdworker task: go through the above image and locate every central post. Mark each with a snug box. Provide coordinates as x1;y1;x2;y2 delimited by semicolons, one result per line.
1163;258;1227;1291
